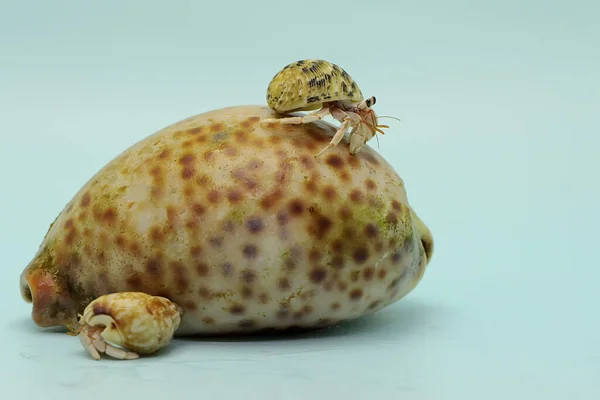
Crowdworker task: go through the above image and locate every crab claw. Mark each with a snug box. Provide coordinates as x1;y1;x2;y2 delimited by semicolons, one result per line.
78;324;139;360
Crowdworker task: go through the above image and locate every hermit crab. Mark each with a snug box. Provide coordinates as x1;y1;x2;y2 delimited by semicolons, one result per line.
69;292;182;360
261;59;398;157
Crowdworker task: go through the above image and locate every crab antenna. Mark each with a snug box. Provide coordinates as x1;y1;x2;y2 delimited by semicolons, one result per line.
377;115;402;122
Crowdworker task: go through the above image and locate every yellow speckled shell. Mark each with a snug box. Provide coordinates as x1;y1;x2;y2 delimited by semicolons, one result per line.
266;59;364;113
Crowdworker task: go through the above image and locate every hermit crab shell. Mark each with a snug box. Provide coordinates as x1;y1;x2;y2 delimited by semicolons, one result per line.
19;105;433;337
266;59;365;113
79;292;182;354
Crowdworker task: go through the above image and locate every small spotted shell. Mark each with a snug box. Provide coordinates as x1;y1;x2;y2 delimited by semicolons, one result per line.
266;59;364;113
78;292;182;356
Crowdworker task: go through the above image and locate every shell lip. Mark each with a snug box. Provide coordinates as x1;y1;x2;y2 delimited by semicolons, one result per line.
21;267;78;328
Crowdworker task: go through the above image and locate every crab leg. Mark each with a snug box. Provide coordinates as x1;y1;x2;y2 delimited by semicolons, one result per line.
261;106;331;125
104;343;139;360
314;117;353;158
78;325;140;360
79;330;101;360
314;109;363;158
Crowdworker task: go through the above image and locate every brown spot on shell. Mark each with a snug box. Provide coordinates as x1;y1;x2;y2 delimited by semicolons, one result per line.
158;148;172;159
191;203;205;216
364;223;379;238
202;316;215;325
146;258;162;277
259;293;270;304
203;150;215;162
171;261;189;292
241;269;256;283
325;154;344;169
276;211;289;227
278;277;291;290
115;235;126;248
209;236;223;248
349;288;364;300
166;206;178;224
183;185;195;198
210;122;224;132
150;226;164;244
229;304;245;315
126;275;143;289
378;269;388;280
183;301;197;311
231;168;258;190
269;136;283;145
260;189;283;210
310;215;333;239
365;179;377;191
190;246;203;258
181;167;195;180
352;247;369;264
322;185;337;201
300;155;315;169
207;190;220;204
363;267;375;281
245;216;264;233
350;189;364;203
288;199;305;216
223;145;238;157
284;257;296;271
221;262;233;276
309;268;327;284
65;228;77;245
241;286;253;299
188;126;204;135
330;302;341;311
339;206;352;219
196;262;209;276
102;208;117;223
234;129;249;143
304;179;318;194
80;192;91;207
241;116;259;129
227;189;244;203
242;244;258;259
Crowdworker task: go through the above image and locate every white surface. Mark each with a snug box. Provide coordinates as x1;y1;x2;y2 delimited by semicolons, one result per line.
1;1;598;399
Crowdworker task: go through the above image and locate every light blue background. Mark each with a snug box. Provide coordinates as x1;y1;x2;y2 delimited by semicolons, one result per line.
1;0;598;398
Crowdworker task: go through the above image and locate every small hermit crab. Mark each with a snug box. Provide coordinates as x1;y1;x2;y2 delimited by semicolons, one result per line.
261;59;398;158
68;292;182;360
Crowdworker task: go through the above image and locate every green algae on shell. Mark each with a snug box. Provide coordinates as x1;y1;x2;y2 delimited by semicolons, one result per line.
20;105;433;336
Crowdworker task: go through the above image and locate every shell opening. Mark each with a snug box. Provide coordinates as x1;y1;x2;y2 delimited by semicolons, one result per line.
421;235;433;262
20;275;33;303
